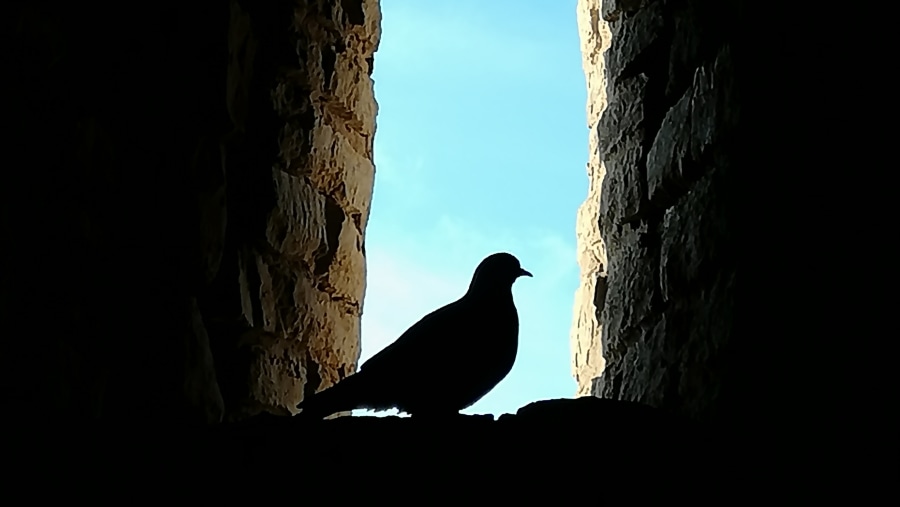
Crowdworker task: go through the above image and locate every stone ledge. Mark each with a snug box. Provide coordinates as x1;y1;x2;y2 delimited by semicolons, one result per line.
20;398;733;502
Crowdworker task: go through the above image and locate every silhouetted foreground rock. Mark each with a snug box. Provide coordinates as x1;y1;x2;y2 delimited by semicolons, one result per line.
31;398;731;502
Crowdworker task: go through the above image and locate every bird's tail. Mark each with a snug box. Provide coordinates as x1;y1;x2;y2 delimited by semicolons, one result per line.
295;372;365;421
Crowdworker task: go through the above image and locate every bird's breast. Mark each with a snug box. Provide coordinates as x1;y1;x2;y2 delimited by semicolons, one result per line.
457;298;519;369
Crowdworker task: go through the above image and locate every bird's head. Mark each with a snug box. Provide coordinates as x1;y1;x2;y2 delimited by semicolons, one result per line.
468;252;532;293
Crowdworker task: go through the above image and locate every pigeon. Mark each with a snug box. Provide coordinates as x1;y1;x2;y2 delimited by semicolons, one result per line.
296;252;532;420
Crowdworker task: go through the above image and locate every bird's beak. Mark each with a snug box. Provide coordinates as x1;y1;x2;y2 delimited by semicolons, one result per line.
519;268;533;278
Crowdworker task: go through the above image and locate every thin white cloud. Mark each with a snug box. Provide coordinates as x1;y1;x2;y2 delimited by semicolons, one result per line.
360;248;462;361
372;147;431;207
430;214;578;286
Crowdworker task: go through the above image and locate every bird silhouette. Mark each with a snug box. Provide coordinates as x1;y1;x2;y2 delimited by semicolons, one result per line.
296;252;532;420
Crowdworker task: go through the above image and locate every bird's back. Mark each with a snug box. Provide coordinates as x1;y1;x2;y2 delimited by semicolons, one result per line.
356;292;519;415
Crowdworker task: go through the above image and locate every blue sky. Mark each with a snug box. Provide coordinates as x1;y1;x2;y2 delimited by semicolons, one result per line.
356;0;587;417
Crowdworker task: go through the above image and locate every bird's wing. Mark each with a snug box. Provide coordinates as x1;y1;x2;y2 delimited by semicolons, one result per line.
359;298;466;377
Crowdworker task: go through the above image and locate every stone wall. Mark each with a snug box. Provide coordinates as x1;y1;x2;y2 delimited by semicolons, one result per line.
218;0;381;419
573;0;738;422
571;0;612;397
1;0;380;423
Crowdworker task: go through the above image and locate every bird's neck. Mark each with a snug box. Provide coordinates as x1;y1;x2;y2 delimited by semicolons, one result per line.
466;284;514;302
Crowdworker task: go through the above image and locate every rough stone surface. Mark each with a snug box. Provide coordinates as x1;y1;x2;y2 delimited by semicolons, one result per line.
605;1;665;83
571;0;612;395
228;0;380;418
1;0;380;423
597;74;649;225
573;0;738;422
